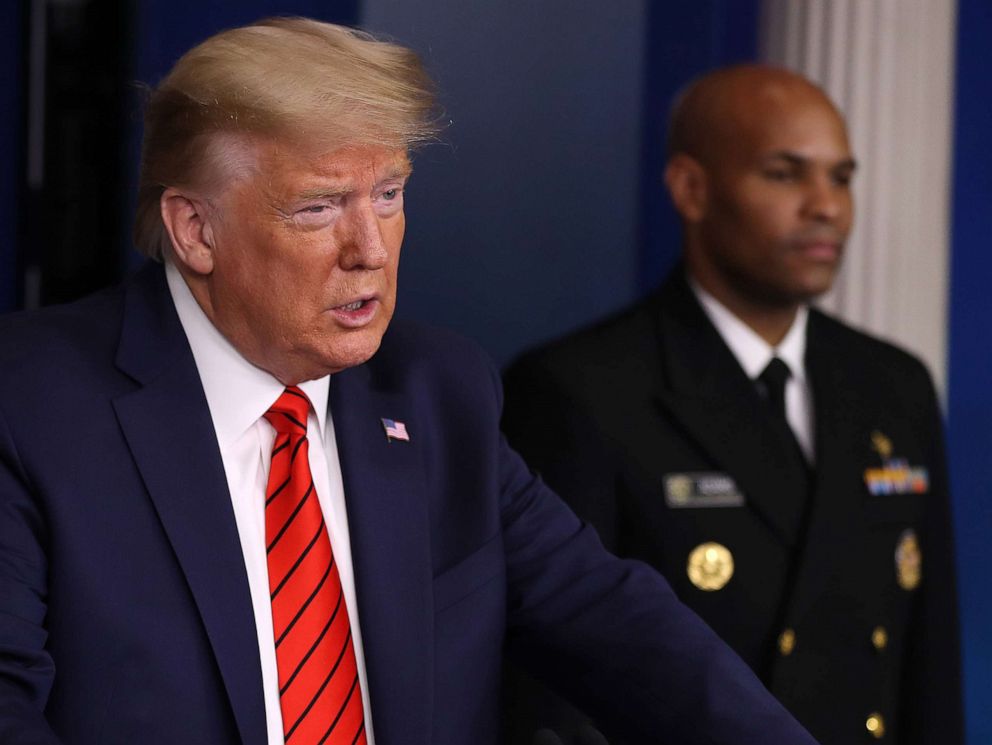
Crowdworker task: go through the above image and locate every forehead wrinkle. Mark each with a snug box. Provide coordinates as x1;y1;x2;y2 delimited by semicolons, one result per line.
242;142;413;210
304;148;411;184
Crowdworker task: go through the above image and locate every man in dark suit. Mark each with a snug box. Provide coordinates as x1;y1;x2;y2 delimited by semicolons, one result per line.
0;21;817;745
503;65;963;744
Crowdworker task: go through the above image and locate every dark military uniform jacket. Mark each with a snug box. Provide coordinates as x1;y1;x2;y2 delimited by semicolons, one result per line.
502;270;963;745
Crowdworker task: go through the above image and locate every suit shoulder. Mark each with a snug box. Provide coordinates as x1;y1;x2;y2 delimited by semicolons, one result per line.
377;319;494;372
371;318;501;403
0;287;123;380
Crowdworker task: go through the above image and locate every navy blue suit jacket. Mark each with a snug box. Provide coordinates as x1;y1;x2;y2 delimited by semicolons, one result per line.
0;263;816;744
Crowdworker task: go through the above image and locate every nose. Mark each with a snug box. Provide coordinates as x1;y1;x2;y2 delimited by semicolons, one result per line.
803;173;847;223
338;203;389;271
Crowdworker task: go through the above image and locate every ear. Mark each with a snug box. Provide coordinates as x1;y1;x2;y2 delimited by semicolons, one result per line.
664;154;708;223
160;188;217;276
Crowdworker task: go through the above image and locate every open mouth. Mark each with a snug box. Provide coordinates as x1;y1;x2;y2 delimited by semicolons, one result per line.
330;297;379;327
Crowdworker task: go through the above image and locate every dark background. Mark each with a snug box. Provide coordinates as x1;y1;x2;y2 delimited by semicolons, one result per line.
0;1;989;740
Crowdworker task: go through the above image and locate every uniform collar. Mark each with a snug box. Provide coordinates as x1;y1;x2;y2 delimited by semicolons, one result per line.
689;275;808;383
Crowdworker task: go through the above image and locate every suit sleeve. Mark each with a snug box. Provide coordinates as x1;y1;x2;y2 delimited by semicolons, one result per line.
898;367;964;743
0;403;62;744
494;364;817;744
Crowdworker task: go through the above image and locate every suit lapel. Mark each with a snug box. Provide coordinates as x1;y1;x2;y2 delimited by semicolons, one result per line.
652;275;807;546
330;361;433;745
112;264;267;745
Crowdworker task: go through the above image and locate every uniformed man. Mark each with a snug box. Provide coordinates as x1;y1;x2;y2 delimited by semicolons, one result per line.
502;65;963;744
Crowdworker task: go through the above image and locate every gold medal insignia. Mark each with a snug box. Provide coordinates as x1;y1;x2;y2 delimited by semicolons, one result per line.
895;529;922;590
687;542;734;591
864;432;929;495
871;430;893;460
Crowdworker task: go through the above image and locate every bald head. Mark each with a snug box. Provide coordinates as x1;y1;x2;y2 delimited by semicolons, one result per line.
663;64;856;343
667;65;843;164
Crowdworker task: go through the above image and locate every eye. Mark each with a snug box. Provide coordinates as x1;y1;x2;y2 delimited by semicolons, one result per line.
378;185;406;203
290;200;340;229
763;167;796;182
832;170;854;187
374;185;405;214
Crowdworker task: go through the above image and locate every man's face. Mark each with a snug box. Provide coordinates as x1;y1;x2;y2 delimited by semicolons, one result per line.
691;88;856;307
201;142;411;384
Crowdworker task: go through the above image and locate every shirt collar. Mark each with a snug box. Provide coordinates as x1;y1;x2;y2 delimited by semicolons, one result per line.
165;261;330;450
689;276;808;383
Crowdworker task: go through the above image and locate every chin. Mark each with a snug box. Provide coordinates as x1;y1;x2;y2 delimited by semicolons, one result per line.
324;333;386;374
803;278;838;301
791;266;838;299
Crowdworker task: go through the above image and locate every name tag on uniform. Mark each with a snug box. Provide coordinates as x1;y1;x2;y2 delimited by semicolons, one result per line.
664;472;745;508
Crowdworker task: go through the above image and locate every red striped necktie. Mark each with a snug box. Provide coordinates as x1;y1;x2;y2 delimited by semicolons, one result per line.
263;387;367;745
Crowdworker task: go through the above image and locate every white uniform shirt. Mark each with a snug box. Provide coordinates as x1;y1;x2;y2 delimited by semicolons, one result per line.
166;262;376;744
690;278;815;464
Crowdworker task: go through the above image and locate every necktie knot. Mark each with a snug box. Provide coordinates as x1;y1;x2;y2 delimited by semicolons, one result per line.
758;357;791;420
264;386;311;436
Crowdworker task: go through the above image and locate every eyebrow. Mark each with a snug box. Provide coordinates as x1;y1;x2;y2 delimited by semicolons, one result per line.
388;161;415;181
295;185;350;201
765;151;858;171
294;163;414;202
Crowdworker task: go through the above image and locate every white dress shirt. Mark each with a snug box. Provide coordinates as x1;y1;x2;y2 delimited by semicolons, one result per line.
165;262;376;745
690;278;815;464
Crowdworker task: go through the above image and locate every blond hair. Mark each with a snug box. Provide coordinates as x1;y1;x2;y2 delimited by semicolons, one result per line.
134;17;440;259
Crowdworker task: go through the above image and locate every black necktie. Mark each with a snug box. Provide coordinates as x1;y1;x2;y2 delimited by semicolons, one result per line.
758;357;791;422
757;356;810;482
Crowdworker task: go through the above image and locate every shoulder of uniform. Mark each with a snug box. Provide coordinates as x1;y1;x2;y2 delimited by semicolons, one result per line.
506;295;658;381
808;308;935;387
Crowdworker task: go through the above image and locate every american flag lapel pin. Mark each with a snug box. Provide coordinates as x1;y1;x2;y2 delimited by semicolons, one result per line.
381;418;410;443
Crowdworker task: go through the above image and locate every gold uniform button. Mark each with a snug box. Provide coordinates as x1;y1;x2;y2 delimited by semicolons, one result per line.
866;712;886;739
872;626;889;652
778;628;796;656
686;542;734;591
